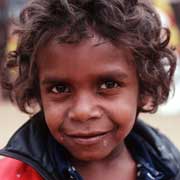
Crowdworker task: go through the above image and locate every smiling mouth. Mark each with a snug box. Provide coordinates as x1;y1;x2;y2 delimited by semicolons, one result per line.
69;131;109;138
64;130;114;145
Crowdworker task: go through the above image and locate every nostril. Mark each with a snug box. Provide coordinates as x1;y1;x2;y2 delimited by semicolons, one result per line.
68;106;103;122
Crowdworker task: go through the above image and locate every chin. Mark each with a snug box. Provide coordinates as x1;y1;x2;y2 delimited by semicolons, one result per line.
71;150;111;162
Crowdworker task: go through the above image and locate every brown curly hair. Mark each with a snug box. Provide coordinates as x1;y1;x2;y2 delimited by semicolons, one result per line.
2;0;177;114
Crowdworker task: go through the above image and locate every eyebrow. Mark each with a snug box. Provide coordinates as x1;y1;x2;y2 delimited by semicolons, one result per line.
97;71;128;80
41;77;70;85
41;70;129;85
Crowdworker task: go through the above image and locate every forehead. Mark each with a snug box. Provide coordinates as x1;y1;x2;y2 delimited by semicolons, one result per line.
36;33;134;63
36;34;136;79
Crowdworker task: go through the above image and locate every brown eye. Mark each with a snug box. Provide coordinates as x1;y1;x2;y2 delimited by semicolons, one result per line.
100;80;119;89
51;84;71;94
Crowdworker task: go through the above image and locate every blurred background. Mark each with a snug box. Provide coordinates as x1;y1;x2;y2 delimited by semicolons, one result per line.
0;0;180;149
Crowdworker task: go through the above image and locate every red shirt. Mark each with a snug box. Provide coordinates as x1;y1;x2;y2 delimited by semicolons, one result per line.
0;157;43;180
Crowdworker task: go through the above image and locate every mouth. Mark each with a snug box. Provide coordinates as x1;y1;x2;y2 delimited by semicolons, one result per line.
64;130;114;145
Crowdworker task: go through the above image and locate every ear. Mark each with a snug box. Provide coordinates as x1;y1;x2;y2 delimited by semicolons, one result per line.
138;95;154;111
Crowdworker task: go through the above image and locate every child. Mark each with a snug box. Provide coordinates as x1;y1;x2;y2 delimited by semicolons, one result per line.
0;0;180;179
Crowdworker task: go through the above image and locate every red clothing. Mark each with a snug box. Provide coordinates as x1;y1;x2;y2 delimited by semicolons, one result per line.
0;157;43;180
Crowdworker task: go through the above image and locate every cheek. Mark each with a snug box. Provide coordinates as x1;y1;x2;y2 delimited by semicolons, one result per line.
41;100;67;141
108;99;138;140
115;120;135;141
44;109;65;144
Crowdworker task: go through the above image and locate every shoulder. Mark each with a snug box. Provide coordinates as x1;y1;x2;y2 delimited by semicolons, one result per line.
0;157;43;180
135;120;180;177
137;120;180;159
135;120;180;151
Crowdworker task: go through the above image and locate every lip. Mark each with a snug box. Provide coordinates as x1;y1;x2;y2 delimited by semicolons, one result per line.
64;130;114;145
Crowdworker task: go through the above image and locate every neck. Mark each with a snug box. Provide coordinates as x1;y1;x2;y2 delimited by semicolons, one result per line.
71;143;136;180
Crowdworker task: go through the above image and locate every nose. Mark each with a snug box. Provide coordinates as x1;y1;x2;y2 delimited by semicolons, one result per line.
68;93;103;122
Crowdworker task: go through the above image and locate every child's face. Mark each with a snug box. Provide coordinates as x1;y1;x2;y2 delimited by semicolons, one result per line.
37;35;139;161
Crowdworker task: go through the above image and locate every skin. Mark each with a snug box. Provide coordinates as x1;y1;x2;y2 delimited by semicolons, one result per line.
37;34;139;180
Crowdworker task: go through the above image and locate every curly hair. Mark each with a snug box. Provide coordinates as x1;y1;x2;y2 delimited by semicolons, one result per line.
2;0;177;114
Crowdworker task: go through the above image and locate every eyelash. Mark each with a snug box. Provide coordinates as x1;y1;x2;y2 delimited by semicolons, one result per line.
50;84;71;94
99;80;120;90
48;80;123;94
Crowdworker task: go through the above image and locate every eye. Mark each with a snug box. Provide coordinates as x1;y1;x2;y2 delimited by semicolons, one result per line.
99;80;120;89
51;84;71;94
